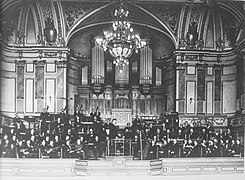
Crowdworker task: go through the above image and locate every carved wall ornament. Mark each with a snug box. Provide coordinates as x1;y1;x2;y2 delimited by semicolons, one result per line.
16;31;25;46
158;6;180;34
215;37;225;51
190;4;202;23
39;0;53;19
63;3;93;30
37;32;45;45
0;18;15;44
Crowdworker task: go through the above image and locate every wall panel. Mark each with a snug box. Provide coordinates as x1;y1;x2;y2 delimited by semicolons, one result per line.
186;81;196;114
25;79;34;113
0;77;16;112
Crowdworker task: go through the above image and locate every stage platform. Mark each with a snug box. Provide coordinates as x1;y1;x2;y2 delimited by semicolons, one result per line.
0;157;243;176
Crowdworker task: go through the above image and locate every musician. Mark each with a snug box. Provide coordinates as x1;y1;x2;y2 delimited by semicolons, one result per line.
90;108;96;119
158;139;169;158
46;140;60;158
176;129;185;139
16;140;27;158
234;139;244;157
188;140;201;157
187;128;197;140
124;123;133;140
8;128;16;140
227;139;236;157
169;139;180;158
155;128;164;142
10;135;18;145
54;135;62;147
70;138;85;159
147;124;155;140
149;135;158;159
40;140;48;157
17;121;27;141
30;135;38;148
13;113;21;124
103;118;118;139
206;140;218;157
74;106;81;119
85;129;97;159
216;128;225;142
224;128;233;142
24;139;36;158
7;143;17;158
40;107;50;134
200;139;208;157
1;139;10;158
200;128;208;141
132;115;141;131
64;140;73;158
184;139;194;157
206;122;214;139
74;116;81;133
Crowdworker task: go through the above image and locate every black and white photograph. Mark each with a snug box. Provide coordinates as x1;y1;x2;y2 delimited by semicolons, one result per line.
0;0;244;179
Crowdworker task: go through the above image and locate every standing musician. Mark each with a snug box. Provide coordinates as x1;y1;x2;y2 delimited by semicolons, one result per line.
40;107;50;135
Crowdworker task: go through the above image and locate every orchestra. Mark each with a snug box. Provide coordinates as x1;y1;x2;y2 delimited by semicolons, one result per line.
0;107;244;160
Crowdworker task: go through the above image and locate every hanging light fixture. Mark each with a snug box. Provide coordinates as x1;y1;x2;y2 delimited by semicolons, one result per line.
96;3;146;71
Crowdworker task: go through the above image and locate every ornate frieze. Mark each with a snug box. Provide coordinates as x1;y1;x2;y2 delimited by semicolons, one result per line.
157;5;181;34
62;2;95;31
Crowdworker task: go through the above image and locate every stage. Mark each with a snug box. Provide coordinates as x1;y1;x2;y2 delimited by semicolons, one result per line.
0;157;243;177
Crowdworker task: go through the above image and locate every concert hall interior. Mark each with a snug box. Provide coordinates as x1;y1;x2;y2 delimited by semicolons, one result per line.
0;0;244;177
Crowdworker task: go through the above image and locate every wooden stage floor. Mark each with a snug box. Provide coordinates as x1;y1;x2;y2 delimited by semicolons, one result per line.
0;157;244;177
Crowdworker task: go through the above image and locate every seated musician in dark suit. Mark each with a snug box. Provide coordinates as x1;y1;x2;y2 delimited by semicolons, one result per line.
16;140;28;158
224;128;233;143
64;140;73;158
1;139;10;158
124;123;133;140
216;128;225;143
169;139;180;158
206;122;214;140
40;140;48;158
200;128;208;141
46;140;60;158
54;117;65;136
7;143;17;158
74;116;81;133
234;139;244;157
188;140;201;157
205;140;218;157
183;139;194;157
176;129;185;139
187;128;197;140
158;139;169;158
85;129;97;159
69;138;85;159
227;139;236;157
132;115;141;131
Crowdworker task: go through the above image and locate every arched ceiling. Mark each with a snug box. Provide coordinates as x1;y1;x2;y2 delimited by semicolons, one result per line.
0;0;244;52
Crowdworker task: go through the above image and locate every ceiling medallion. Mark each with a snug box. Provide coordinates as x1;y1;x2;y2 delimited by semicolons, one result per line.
96;3;146;72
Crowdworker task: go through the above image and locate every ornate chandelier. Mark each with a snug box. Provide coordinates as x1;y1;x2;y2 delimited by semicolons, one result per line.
96;3;146;71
